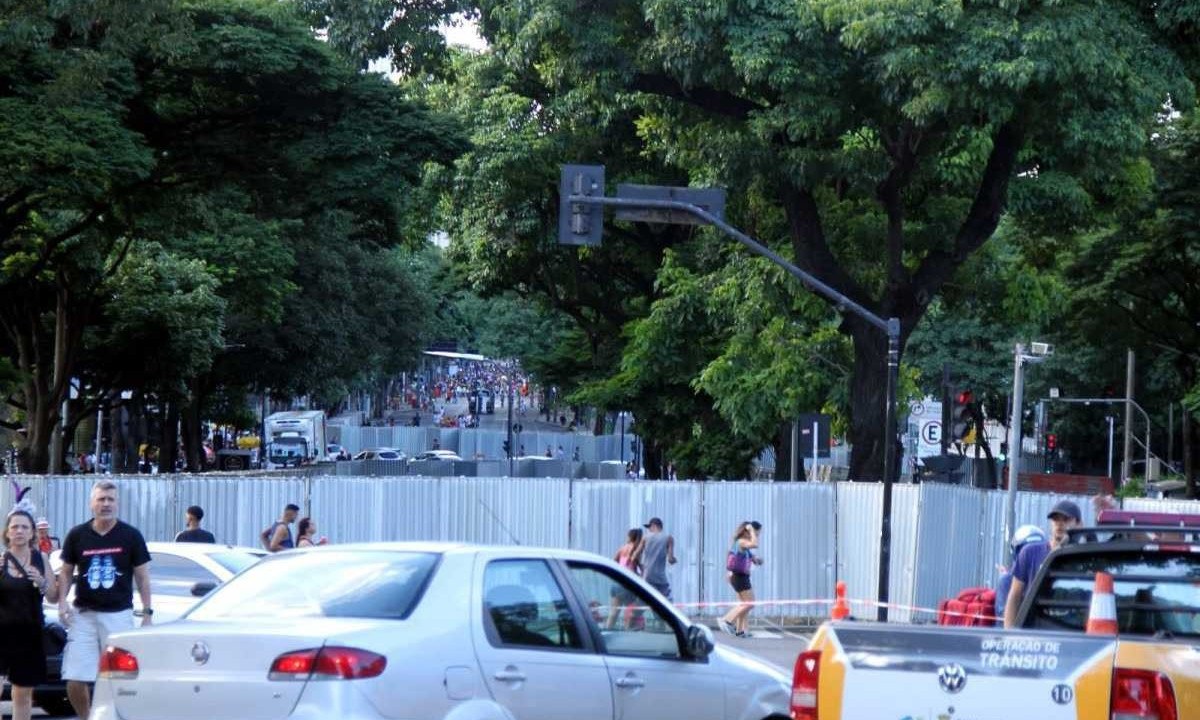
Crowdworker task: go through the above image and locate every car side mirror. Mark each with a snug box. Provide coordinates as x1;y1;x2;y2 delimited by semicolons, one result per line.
686;623;715;659
191;581;218;597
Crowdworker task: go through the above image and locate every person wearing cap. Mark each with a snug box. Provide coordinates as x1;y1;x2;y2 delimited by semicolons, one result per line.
1003;499;1081;628
634;517;677;600
35;518;59;555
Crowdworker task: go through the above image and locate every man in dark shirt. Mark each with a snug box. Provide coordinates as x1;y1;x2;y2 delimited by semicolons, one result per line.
174;505;216;543
1003;499;1081;628
57;480;152;719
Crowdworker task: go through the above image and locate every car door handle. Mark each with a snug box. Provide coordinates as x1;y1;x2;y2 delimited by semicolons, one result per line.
493;667;527;683
614;675;645;689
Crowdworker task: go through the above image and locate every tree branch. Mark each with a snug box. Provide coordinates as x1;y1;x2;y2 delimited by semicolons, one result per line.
630;73;765;120
910;120;1025;307
781;185;874;312
876;123;921;292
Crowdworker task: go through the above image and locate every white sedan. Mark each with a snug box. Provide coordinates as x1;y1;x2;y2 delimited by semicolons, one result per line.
91;543;790;720
51;541;265;623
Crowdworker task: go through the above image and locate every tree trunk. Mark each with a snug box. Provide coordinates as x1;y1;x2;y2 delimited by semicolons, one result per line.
158;398;179;474
1185;408;1194;499
845;316;908;482
180;397;203;472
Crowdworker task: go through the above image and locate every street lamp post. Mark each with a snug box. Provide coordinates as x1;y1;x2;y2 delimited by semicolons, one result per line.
1004;342;1053;565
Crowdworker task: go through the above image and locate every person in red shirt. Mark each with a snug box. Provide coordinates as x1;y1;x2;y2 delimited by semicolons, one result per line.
35;518;59;555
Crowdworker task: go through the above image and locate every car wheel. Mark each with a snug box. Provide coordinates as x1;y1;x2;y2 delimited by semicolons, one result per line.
35;692;75;717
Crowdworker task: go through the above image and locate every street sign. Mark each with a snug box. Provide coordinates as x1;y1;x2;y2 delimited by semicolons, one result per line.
908;397;944;458
1050;387;1060;398
558;164;605;246
614;184;726;226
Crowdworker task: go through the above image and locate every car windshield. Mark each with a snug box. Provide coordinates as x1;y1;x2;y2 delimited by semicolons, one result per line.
1030;550;1200;637
205;550;264;575
187;551;438;621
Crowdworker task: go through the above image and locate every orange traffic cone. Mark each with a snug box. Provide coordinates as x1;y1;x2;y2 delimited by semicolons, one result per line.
831;580;850;620
1085;571;1118;635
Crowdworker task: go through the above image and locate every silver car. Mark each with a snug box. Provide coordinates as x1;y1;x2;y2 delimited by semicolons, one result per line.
91;543;789;720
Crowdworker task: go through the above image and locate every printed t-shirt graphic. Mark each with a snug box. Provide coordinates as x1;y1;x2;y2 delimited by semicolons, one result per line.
60;520;151;611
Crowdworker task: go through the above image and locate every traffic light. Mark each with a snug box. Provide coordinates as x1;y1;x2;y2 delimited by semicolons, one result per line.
950;390;974;440
502;439;511;458
1045;433;1057;453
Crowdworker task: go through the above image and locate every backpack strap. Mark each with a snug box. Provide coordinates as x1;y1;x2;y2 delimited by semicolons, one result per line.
4;551;30;580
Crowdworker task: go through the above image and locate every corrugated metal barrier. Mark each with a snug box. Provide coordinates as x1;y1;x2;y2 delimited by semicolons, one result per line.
6;474;1195;621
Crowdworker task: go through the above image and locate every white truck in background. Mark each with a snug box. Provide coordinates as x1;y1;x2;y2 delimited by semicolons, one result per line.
264;410;327;469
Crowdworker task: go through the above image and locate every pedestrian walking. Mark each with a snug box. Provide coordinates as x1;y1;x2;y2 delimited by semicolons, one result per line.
57;481;152;720
606;528;643;629
635;517;677;600
720;521;763;638
1003;500;1081;628
2;508;61;720
295;517;328;548
174;505;215;543
262;503;300;553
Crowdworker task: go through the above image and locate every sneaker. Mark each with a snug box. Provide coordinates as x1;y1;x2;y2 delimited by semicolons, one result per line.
717;618;735;636
735;630;753;638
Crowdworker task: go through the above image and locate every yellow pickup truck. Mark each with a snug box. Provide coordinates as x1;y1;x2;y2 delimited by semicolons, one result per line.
791;510;1198;719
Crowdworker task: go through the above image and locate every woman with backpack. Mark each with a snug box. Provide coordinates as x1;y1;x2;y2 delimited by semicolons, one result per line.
719;521;762;638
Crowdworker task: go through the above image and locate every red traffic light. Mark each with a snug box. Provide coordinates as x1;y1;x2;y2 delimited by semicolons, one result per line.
1046;434;1057;450
956;391;973;405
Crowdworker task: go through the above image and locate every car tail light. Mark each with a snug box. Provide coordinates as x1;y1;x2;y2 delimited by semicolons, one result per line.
269;647;387;681
99;646;139;679
791;650;820;720
1111;668;1177;720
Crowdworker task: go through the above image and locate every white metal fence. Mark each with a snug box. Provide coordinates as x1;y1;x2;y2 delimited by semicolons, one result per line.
3;474;1189;621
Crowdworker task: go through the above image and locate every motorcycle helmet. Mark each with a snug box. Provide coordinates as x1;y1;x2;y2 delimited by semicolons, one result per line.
1010;524;1046;552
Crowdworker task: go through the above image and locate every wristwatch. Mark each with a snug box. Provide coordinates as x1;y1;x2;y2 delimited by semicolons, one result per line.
134;608;154;617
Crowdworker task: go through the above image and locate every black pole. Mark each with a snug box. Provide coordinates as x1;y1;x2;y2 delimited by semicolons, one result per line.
506;376;514;476
877;322;901;622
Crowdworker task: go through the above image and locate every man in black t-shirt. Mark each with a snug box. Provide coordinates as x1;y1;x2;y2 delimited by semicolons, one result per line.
57;480;152;720
174;505;216;543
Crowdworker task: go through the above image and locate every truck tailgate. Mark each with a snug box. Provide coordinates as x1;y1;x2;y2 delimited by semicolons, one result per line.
809;623;1116;719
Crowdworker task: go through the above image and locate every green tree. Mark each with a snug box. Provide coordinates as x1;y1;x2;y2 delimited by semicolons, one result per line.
1065;109;1200;491
467;0;1193;480
1;0;465;471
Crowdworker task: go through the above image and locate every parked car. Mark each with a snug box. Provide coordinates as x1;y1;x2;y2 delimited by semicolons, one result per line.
15;542;265;716
326;443;347;460
352;448;407;461
89;543;790;720
411;449;462;462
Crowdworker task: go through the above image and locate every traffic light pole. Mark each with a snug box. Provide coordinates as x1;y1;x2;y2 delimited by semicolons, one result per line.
565;192;902;621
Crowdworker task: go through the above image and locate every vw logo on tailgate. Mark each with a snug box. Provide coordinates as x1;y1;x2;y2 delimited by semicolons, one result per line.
190;641;211;666
937;663;967;694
